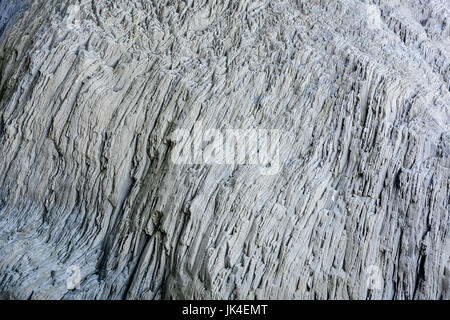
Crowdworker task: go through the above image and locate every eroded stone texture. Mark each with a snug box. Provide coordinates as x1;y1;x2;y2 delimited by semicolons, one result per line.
0;0;448;300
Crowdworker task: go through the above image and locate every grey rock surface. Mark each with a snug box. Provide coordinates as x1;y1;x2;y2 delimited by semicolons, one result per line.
0;0;28;42
0;0;449;299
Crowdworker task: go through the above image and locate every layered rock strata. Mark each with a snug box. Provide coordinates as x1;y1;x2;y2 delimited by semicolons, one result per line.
0;0;448;300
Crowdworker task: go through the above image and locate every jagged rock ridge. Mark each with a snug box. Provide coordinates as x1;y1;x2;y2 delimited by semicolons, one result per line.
0;0;448;299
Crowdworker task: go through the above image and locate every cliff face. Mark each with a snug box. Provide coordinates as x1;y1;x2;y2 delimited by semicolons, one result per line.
0;0;448;300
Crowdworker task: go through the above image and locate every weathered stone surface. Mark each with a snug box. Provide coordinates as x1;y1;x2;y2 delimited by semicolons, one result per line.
0;0;448;300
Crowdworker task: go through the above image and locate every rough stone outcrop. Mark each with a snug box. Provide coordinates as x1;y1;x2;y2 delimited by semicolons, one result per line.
0;0;448;299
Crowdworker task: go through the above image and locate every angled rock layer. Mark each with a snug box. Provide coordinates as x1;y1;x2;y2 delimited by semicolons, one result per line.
0;0;448;299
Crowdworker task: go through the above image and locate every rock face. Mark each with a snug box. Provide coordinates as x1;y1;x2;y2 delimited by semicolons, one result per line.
0;0;448;300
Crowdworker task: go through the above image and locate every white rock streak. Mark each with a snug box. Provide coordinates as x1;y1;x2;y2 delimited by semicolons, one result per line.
0;0;448;300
